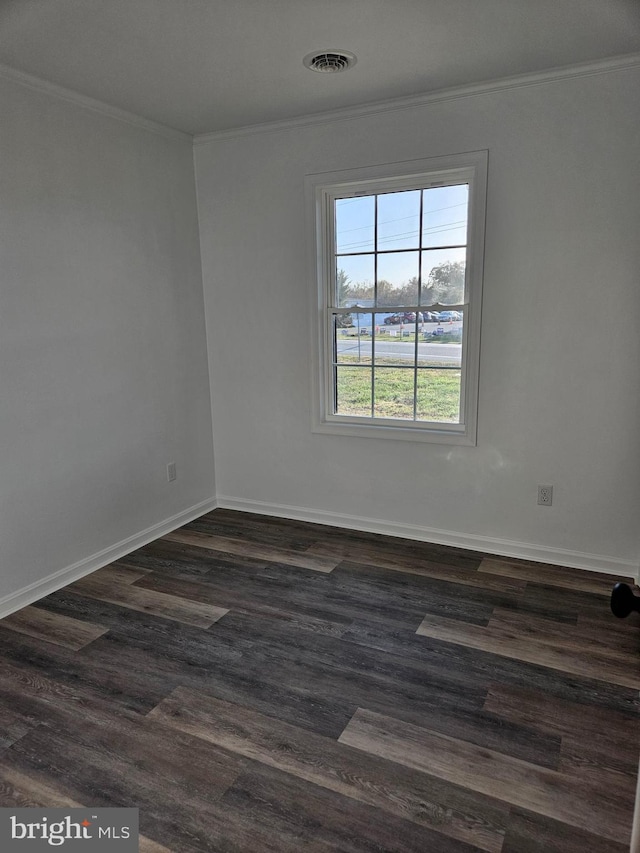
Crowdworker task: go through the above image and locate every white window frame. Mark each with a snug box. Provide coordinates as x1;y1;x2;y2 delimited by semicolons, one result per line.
306;151;488;445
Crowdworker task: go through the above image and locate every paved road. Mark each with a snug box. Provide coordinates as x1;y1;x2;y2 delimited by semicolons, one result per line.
336;338;461;364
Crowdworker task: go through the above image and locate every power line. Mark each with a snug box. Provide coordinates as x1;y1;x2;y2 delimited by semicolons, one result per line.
336;201;467;235
338;221;466;252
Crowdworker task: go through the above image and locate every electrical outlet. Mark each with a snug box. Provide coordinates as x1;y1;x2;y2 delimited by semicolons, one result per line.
537;485;553;506
167;462;177;482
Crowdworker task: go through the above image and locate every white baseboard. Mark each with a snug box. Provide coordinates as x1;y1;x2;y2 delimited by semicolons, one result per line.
2;492;635;621
216;495;638;581
0;496;219;620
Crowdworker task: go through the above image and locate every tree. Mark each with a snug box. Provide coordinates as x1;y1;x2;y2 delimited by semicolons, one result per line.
335;269;353;326
348;280;374;302
376;279;396;306
395;277;420;306
425;261;466;305
336;269;352;306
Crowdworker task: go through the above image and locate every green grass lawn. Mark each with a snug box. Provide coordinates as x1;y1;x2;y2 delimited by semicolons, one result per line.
335;359;461;421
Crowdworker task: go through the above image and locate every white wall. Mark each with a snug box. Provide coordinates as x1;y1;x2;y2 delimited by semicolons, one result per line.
195;67;640;572
0;75;215;602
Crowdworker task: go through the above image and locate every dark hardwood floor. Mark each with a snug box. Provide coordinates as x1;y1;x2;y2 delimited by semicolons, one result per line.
0;508;637;852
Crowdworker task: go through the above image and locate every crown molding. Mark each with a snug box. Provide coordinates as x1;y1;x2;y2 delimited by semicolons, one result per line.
194;51;640;146
2;50;638;147
0;62;191;143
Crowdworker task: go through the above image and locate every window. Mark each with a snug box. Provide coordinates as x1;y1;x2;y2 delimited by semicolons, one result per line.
306;151;487;444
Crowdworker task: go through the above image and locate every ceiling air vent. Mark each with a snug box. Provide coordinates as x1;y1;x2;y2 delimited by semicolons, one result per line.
303;50;357;73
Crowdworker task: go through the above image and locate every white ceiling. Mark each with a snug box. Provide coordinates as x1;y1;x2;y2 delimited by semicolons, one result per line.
0;0;639;136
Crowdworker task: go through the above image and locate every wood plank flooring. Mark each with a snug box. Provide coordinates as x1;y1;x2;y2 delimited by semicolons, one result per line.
0;508;637;852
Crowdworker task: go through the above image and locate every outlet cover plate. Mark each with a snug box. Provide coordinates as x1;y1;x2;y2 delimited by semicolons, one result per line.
537;485;553;506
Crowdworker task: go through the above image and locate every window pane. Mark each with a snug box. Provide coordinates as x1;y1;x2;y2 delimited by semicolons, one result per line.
349;312;375;334
335;366;372;416
336;255;374;307
336;196;374;254
418;310;463;367
373;367;416;420
377;251;419;306
374;311;395;327
377;190;421;251
416;369;461;422
374;316;418;365
422;184;468;248
421;248;466;306
334;314;372;364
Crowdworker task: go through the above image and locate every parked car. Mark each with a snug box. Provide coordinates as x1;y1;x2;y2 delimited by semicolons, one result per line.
384;312;423;325
422;311;441;322
437;310;462;323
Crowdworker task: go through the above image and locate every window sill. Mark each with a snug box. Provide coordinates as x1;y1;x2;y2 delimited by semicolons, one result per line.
312;417;477;445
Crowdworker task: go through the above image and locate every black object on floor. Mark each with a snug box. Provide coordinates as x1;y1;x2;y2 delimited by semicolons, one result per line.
610;582;640;618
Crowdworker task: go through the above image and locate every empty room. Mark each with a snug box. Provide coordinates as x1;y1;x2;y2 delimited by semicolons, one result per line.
0;1;639;851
